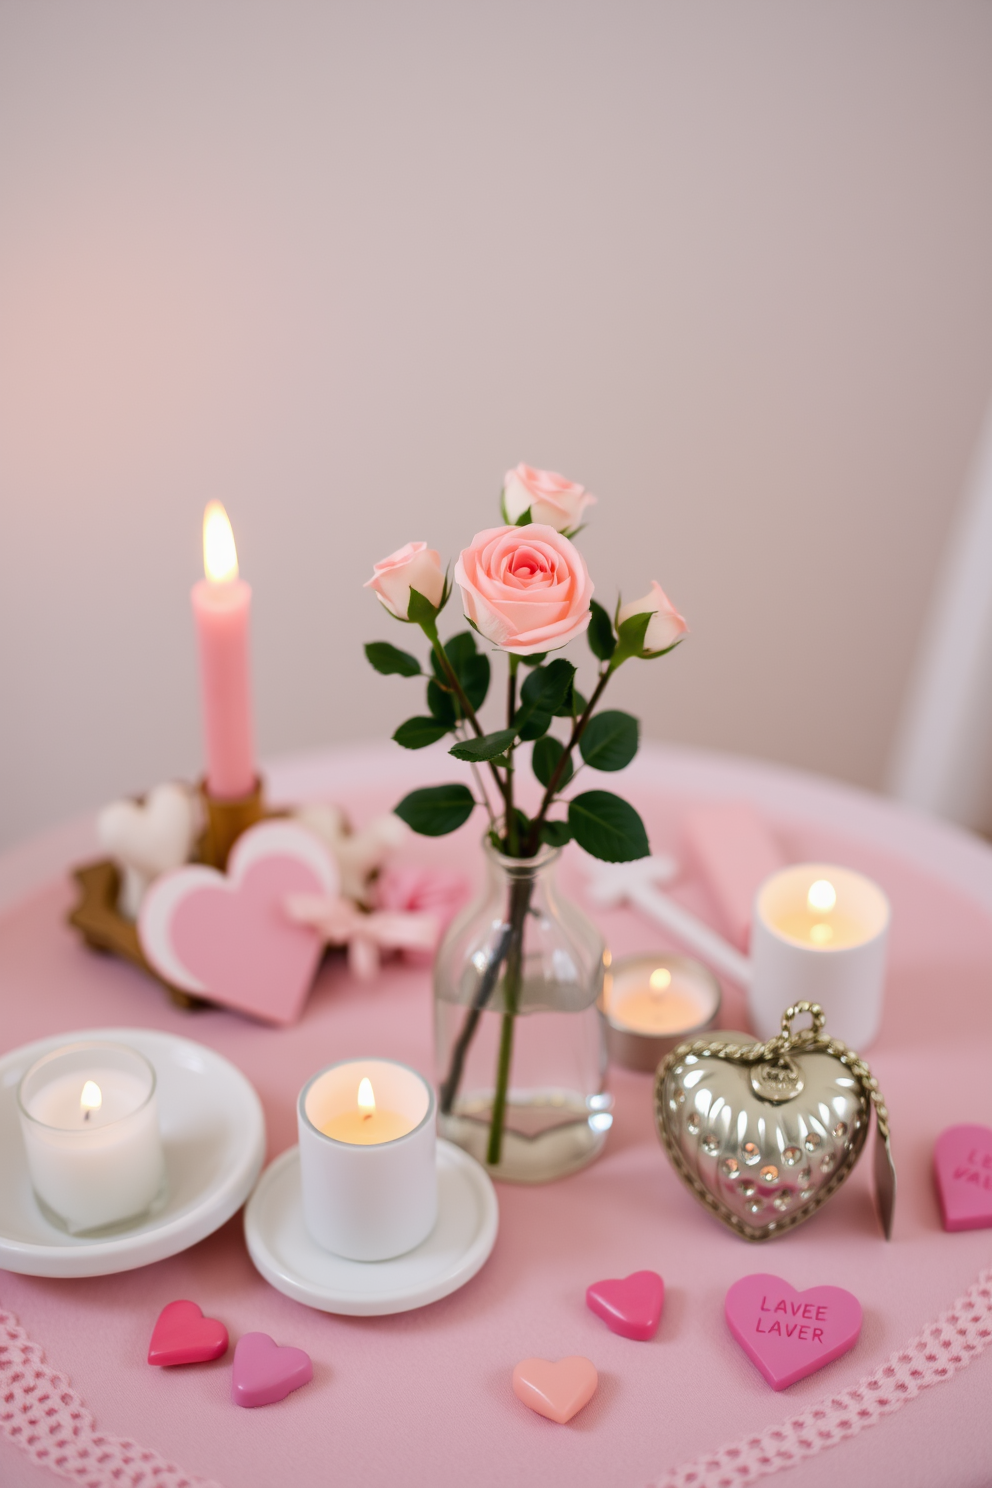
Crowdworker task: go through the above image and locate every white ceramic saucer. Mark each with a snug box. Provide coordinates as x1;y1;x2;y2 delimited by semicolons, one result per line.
244;1139;498;1316
0;1027;265;1277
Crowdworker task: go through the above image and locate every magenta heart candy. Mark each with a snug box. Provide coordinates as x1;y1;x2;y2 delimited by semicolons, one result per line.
725;1274;861;1390
232;1332;313;1408
148;1300;229;1367
586;1270;664;1341
139;820;337;1026
934;1124;992;1232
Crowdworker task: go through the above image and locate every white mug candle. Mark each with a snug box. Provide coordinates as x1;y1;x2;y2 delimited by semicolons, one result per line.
18;1042;166;1234
297;1058;437;1262
749;864;890;1048
603;953;721;1071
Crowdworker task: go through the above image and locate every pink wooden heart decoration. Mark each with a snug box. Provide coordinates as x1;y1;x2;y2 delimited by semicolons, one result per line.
512;1356;598;1424
586;1270;664;1341
231;1332;313;1408
934;1124;992;1232
139;821;339;1025
725;1274;861;1390
147;1300;229;1366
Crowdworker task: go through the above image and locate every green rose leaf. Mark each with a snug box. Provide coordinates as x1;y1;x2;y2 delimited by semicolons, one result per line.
567;790;650;862
449;728;518;763
521;652;548;668
587;600;616;662
539;819;572;848
407;585;440;628
427;678;458;726
518;708;552;742
394;783;476;836
579;710;639;771
365;642;421;678
554;682;587;718
432;631;491;711
392;717;451;750
531;734;573;788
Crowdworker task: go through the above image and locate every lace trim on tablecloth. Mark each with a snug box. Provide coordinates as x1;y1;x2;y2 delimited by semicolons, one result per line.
0;1303;222;1488
651;1266;992;1488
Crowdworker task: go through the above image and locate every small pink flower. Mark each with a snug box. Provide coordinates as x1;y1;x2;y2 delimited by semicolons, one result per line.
617;581;688;653
502;464;596;532
454;525;593;656
365;541;444;619
375;866;470;966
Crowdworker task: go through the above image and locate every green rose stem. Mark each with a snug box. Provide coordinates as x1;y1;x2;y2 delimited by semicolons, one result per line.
418;615;511;818
485;871;532;1166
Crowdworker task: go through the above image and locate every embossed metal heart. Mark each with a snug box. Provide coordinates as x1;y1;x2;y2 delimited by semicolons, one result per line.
654;1002;895;1242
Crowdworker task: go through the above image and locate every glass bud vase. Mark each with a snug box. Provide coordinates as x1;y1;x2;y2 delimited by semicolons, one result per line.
433;838;611;1183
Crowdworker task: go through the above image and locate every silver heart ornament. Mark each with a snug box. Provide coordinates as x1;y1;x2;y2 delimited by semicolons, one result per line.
654;1002;896;1241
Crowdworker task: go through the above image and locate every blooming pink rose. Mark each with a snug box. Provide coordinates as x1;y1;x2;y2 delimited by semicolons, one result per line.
364;541;444;618
454;525;593;656
502;464;597;532
617;581;688;653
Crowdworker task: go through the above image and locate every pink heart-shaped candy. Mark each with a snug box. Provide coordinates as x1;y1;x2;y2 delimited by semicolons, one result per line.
512;1357;598;1424
139;820;338;1025
586;1270;664;1341
725;1274;861;1390
148;1300;229;1366
934;1124;992;1232
232;1332;313;1408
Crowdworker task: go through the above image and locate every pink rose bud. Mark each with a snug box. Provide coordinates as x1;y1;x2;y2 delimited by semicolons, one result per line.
365;541;445;619
454;525;593;656
502;464;597;533
617;581;688;653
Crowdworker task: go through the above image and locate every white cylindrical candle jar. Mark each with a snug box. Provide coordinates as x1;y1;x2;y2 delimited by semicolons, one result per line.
298;1058;437;1262
750;864;890;1048
18;1042;166;1234
602;953;721;1071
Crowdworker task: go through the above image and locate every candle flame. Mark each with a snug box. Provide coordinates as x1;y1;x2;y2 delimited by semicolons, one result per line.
203;501;239;583
809;922;834;945
807;879;837;914
80;1080;102;1113
649;967;672;992
357;1077;376;1115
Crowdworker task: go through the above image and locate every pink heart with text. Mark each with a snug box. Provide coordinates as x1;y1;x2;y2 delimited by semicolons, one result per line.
934;1124;992;1232
586;1270;664;1341
139;820;339;1025
725;1274;862;1390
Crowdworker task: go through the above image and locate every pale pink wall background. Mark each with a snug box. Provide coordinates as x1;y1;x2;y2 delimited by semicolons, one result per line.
2;0;992;850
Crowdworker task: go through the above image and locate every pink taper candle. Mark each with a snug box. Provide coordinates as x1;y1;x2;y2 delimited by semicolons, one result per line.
191;502;256;799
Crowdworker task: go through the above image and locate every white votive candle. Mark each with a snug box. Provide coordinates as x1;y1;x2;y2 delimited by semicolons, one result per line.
298;1058;436;1261
18;1042;166;1234
749;863;890;1048
603;953;721;1071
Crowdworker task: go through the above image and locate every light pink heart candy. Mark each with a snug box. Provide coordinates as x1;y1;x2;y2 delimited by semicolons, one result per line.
512;1356;598;1424
232;1332;313;1408
139;820;338;1025
586;1270;664;1341
725;1274;862;1390
934;1124;992;1232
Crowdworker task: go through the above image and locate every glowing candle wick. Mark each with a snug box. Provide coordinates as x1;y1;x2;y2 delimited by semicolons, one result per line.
80;1080;102;1124
357;1077;376;1121
649;967;672;998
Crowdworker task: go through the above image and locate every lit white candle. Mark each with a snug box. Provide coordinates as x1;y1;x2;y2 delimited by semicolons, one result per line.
749;863;890;1048
18;1042;166;1234
297;1058;436;1261
603;953;721;1071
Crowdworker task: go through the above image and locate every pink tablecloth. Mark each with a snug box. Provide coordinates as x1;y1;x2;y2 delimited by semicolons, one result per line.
1;742;992;1488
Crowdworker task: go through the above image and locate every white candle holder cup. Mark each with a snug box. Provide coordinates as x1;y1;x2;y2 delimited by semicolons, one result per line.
18;1042;167;1235
749;864;890;1049
298;1059;437;1262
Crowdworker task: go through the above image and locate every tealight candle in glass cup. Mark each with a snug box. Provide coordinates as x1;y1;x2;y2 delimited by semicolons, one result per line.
18;1042;166;1234
602;952;721;1071
298;1058;437;1261
749;863;890;1048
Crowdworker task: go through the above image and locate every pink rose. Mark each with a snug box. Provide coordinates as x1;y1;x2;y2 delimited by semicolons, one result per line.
502;464;597;533
454;525;593;656
617;581;688;653
364;541;444;618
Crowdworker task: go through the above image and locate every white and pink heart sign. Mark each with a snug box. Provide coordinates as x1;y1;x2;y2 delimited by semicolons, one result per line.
725;1274;862;1390
139;820;339;1026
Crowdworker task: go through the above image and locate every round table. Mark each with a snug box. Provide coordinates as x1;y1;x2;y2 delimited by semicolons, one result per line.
1;742;991;1488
